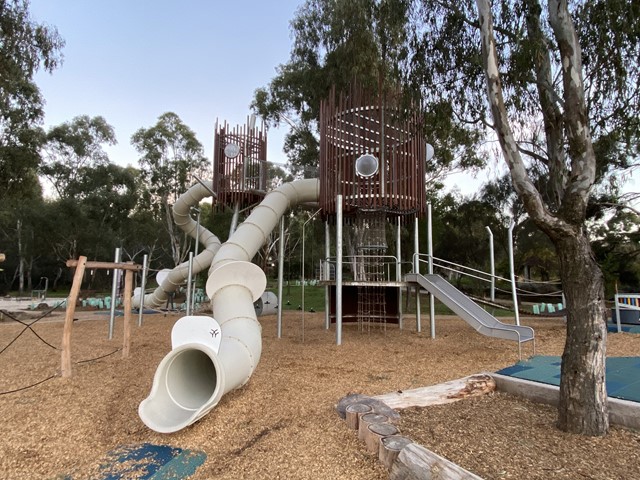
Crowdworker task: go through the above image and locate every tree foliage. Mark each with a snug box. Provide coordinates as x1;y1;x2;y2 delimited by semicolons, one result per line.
252;0;483;179
132;112;209;266
0;0;64;201
409;0;639;209
40;115;117;198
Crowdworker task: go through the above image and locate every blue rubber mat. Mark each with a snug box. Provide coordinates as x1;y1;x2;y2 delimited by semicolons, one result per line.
497;355;640;403
63;443;206;479
607;323;640;334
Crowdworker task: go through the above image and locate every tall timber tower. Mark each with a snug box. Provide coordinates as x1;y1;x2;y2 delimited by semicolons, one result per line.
319;83;427;331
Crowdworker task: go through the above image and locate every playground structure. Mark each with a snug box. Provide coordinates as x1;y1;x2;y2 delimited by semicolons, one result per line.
132;180;221;311
138;179;318;432
136;83;537;433
318;83;426;334
136;117;319;432
613;293;640;331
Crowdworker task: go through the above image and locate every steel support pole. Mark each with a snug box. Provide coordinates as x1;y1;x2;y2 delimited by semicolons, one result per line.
191;209;200;310
301;209;321;342
185;252;194;316
508;222;521;326
325;220;330;330
301;218;306;343
137;254;148;327
108;247;121;340
427;203;435;339
396;217;403;329
414;216;421;333
336;195;343;345
277;216;285;339
486;226;495;302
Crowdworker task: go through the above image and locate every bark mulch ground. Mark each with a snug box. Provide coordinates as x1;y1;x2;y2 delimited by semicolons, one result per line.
1;310;638;479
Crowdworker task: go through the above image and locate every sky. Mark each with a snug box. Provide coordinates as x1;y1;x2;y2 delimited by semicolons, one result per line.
31;0;488;197
29;2;638;205
29;0;495;196
30;0;303;170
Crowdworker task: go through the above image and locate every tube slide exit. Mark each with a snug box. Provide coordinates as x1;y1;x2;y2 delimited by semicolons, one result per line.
139;179;320;433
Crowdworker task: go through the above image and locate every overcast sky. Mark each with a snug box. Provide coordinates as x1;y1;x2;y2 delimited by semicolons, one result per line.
30;0;301;169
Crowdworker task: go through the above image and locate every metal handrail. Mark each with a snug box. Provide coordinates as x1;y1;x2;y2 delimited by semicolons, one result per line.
413;253;564;299
322;255;411;282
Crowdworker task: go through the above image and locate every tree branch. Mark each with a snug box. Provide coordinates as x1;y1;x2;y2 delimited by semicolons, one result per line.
476;0;570;237
548;0;596;220
597;202;640;217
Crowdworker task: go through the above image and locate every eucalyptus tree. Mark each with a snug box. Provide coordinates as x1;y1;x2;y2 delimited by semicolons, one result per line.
38;163;138;281
0;0;64;202
0;198;43;293
0;0;65;293
131;112;209;267
252;0;484;180
40;115;117;198
405;0;639;434
590;208;640;295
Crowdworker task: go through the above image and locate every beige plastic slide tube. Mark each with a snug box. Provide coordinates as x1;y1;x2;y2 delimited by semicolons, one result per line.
132;181;221;309
139;179;320;433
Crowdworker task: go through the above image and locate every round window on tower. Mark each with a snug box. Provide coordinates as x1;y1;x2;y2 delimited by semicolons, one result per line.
355;153;379;178
224;143;241;159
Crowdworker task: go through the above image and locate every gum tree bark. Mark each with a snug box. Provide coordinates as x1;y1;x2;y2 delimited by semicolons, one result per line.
476;0;608;435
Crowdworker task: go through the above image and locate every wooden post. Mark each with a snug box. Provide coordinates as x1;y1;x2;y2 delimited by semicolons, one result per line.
358;413;388;442
346;403;372;430
379;435;412;470
374;374;496;409
364;422;399;454
61;256;87;378
122;269;133;358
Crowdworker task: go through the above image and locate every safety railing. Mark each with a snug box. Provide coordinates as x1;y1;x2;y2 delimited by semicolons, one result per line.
320;255;413;283
613;293;640;333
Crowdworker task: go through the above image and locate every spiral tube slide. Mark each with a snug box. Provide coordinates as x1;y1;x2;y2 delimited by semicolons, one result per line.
132;181;221;309
139;179;320;433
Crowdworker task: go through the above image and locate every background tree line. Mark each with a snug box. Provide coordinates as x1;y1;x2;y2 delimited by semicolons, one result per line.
1;0;639;435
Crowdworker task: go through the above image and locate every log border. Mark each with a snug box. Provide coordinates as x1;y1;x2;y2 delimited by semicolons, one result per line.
338;374;497;478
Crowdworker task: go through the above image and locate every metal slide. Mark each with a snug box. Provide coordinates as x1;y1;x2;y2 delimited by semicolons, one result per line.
406;273;535;352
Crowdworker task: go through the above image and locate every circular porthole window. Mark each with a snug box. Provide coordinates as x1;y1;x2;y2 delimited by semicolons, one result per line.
426;143;435;161
355;154;379;178
224;143;241;159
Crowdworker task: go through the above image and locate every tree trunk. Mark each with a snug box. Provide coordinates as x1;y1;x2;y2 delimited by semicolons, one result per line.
26;257;33;291
53;267;63;291
556;231;609;435
476;0;609;436
164;197;181;266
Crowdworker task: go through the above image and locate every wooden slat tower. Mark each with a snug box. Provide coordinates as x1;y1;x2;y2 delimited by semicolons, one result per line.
319;83;426;218
213;117;268;209
319;83;426;329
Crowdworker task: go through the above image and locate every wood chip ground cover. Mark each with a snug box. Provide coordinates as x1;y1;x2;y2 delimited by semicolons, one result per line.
0;310;638;479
